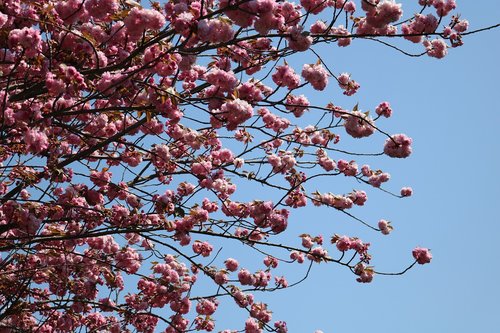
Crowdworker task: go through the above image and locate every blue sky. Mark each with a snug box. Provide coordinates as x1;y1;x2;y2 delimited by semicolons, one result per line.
250;2;500;332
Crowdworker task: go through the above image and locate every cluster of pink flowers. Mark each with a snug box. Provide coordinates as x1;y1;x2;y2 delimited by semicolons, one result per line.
363;0;403;28
196;298;218;316
211;99;254;130
85;0;119;20
402;13;439;43
302;63;329;91
332;235;370;255
337;73;360;96
24;129;49;155
124;7;166;40
317;149;336;171
89;169;112;187
198;18;235;43
300;234;323;248
344;111;376;138
301;0;327;15
330;25;352;47
192;241;214;257
272;64;301;89
412;247;433;264
378;219;393;235
259;108;291;133
400;187;413;197
115;247;142;274
206;68;238;92
307;246;328;263
354;263;374;283
312;191;353;210
384;134;413;158
375;101;393;118
286;94;310;117
421;0;456;16
286;25;313;51
8;27;42;58
268;152;296;174
337;159;358;176
424;38;448;59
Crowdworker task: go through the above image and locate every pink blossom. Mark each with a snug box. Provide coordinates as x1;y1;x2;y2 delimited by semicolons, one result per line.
272;64;301;89
225;258;239;271
365;0;403;29
349;190;367;206
196;298;218;315
250;302;272;323
384;134;413;158
424;39;448;59
238;268;256;285
400;187;413;197
8;27;42;58
368;172;390;187
307;246;328;263
24;129;49;154
378;219;393;235
453;19;469;33
264;256;279;268
310;21;327;34
375;101;393;118
402;14;438;43
290;251;305;263
285;94;310;117
287;26;312;52
301;0;328;15
254;10;285;35
344;111;375;138
90;170;112;187
275;276;288;288
85;0;119;20
245;318;262;333
412;247;432;264
330;25;352;47
211;99;254;131
115;247;142;274
302;63;329;91
124;7;166;40
335;236;351;252
192;240;213;257
432;0;456;16
338;73;360;96
206;68;238;92
344;1;356;13
354;263;374;283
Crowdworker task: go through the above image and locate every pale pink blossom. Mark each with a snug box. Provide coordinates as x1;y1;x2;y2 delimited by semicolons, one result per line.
424;39;448;59
302;63;329;91
412;247;432;264
272;64;301;89
344;111;375;138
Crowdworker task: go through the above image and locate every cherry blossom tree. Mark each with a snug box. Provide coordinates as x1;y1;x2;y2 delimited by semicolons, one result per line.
0;0;497;332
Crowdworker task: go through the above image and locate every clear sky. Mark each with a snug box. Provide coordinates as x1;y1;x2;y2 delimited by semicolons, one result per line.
250;1;500;332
